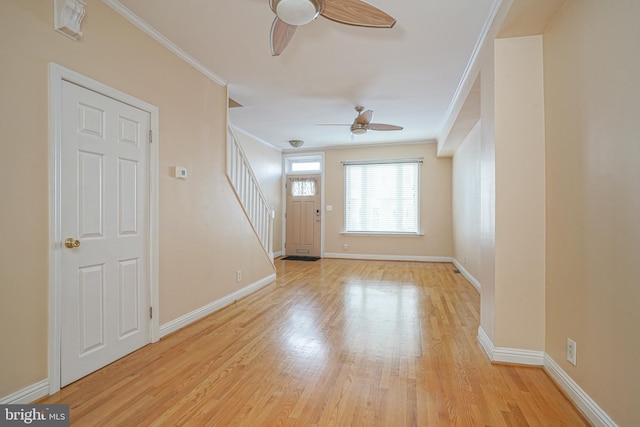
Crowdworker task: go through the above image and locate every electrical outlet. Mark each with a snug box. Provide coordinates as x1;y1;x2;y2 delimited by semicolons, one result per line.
567;338;577;366
343;244;349;251
236;270;242;282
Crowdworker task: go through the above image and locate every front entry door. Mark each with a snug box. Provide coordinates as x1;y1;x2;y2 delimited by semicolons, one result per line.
60;81;151;386
286;175;321;257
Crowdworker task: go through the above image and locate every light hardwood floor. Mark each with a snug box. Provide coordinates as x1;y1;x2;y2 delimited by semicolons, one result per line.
40;258;589;426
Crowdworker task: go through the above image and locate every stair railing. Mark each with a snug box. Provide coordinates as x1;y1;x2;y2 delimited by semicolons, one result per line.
226;125;275;261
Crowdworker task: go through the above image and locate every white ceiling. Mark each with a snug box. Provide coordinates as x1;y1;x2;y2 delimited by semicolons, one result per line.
110;0;563;151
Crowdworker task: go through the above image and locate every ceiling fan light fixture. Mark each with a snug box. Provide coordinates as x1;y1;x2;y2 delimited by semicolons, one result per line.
274;0;320;26
289;139;304;148
350;125;367;135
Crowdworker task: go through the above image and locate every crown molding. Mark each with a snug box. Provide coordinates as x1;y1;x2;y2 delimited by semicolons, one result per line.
437;0;512;155
102;0;227;87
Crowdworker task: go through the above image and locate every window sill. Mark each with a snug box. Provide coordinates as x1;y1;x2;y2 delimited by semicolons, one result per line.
341;231;424;237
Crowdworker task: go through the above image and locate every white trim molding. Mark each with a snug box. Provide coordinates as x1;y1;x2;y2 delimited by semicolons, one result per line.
102;0;226;86
437;0;511;156
54;0;86;40
159;274;276;338
323;253;453;263
477;327;545;366
0;380;49;404
544;355;619;427
451;258;481;292
478;328;618;426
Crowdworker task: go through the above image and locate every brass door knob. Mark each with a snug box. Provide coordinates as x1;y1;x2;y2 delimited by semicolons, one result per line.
65;238;81;249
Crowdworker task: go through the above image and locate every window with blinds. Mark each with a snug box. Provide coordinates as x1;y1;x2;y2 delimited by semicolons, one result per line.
344;160;421;234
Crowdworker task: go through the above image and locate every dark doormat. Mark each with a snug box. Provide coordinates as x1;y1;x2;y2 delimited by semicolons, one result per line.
281;256;320;261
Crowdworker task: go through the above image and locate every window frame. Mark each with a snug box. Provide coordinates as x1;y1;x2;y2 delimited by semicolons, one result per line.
342;158;423;236
284;154;323;175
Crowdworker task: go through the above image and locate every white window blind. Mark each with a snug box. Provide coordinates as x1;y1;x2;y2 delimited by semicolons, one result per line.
344;160;421;234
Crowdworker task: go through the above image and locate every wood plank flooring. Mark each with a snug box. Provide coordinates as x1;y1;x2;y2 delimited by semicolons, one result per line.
39;259;589;426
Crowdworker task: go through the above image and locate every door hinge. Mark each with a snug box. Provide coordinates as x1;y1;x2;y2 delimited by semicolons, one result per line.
149;307;153;319
148;129;153;144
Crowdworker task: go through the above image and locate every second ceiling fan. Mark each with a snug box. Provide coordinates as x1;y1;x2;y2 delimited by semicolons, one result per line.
318;106;403;138
269;0;396;56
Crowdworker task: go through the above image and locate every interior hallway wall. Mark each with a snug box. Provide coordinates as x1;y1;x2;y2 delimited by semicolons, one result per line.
544;0;640;424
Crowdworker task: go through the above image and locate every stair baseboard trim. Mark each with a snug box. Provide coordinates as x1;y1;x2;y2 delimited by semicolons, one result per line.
477;327;544;366
544;354;618;427
324;253;453;263
0;379;49;404
159;273;276;338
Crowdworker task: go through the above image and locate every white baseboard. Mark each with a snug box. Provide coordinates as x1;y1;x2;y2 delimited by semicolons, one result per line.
544;355;618;427
478;328;617;426
159;273;276;338
493;346;545;366
0;379;49;404
477;326;495;360
451;258;482;292
477;326;544;366
0;275;277;404
273;250;283;258
323;253;453;263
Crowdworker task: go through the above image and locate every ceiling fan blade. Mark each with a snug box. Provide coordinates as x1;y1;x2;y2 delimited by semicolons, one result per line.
270;17;297;56
356;109;373;125
368;123;403;131
321;0;396;28
316;123;351;126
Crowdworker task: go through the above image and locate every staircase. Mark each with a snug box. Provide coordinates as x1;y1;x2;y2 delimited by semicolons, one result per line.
226;125;275;261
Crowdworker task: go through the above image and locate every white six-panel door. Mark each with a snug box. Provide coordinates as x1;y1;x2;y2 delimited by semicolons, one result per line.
60;80;151;386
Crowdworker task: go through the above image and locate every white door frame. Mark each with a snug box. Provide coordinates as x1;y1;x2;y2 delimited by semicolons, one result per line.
284;174;322;257
281;153;325;257
48;63;160;394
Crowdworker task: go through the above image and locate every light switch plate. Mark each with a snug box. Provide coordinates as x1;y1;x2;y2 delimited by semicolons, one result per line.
175;166;188;179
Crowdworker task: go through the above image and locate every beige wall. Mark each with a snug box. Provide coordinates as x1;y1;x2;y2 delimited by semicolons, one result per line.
454;3;638;422
480;44;497;342
233;129;283;254
452;122;482;281
322;143;452;259
493;35;546;351
544;0;640;424
0;0;274;399
473;36;546;352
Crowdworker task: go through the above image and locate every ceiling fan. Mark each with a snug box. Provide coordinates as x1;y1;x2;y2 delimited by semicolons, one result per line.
318;105;403;137
269;0;396;56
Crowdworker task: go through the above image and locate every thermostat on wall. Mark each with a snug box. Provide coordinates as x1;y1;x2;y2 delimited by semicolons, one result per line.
175;166;188;179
